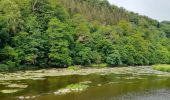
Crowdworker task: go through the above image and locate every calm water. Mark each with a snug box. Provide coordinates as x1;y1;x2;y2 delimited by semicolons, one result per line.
0;73;170;100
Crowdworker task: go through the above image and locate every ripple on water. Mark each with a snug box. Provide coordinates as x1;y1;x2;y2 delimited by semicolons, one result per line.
113;89;170;100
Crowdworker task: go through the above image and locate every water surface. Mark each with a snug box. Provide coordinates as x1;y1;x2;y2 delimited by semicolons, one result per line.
0;73;170;100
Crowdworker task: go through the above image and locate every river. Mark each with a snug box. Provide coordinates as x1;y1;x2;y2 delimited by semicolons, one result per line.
0;66;170;100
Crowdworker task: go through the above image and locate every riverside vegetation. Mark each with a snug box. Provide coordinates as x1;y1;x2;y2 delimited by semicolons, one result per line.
153;64;170;72
0;0;170;71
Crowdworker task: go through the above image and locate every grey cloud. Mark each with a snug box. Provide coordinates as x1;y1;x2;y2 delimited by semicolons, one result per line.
108;0;170;21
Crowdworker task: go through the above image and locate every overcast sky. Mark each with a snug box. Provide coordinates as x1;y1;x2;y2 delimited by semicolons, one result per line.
108;0;170;21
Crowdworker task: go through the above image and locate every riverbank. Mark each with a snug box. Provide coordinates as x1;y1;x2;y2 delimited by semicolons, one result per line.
0;66;169;81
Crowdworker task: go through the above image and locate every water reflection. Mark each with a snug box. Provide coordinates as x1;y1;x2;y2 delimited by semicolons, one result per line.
0;73;170;100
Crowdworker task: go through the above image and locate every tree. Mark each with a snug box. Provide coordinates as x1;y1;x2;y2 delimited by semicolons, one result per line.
106;50;122;65
12;32;41;65
73;43;93;65
0;0;21;34
0;45;19;67
0;0;170;70
0;0;22;47
46;18;72;67
120;45;136;65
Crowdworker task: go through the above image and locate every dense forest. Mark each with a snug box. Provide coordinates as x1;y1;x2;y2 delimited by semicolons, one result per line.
0;0;170;71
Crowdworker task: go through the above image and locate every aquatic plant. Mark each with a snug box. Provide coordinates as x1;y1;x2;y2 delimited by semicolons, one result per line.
66;83;89;91
54;83;89;95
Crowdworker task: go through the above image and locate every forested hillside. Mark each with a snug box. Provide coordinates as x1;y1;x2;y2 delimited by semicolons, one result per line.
0;0;170;71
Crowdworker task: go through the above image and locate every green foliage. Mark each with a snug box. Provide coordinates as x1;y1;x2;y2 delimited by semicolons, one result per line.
90;63;108;68
67;66;80;71
46;18;72;67
0;0;170;71
106;50;122;65
66;83;89;91
12;32;41;65
160;21;170;38
0;46;19;67
73;45;93;65
153;64;170;72
0;64;9;72
55;83;89;95
0;0;21;34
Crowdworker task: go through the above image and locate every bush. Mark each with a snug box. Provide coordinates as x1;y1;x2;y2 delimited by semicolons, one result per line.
67;66;80;71
90;63;108;68
106;50;122;65
0;64;9;72
66;83;89;91
153;64;170;72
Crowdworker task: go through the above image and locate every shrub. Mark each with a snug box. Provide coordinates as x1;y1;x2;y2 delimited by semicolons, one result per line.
67;66;80;71
0;64;9;72
153;64;170;72
90;63;108;68
66;83;89;91
106;50;122;65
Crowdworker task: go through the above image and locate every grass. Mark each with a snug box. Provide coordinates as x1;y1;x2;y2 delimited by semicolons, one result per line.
89;63;108;68
54;83;89;95
153;64;170;72
66;83;89;91
67;66;80;71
